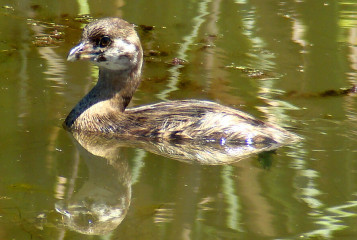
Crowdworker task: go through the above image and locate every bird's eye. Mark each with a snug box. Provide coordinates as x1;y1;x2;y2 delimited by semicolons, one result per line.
99;36;111;48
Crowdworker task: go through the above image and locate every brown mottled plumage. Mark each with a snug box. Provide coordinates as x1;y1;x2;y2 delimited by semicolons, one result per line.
64;18;299;146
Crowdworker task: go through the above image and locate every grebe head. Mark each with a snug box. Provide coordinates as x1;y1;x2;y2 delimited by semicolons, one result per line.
67;18;143;71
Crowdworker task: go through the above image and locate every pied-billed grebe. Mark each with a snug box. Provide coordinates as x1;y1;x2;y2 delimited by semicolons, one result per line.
64;17;299;145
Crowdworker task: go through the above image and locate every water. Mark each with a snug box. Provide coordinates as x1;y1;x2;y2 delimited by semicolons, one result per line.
1;0;357;239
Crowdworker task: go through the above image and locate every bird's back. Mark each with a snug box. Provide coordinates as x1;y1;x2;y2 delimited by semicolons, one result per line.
117;100;299;145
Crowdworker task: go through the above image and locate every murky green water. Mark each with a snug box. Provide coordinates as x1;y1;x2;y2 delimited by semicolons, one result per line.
1;0;357;239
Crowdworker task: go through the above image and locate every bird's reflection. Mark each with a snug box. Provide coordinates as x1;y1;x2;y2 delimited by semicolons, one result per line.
55;133;132;235
71;131;285;165
56;131;286;235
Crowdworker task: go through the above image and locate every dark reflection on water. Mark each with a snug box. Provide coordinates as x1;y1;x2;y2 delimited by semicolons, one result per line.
1;0;357;239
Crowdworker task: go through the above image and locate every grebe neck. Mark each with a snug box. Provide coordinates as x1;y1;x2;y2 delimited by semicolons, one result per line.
64;65;141;129
96;66;141;111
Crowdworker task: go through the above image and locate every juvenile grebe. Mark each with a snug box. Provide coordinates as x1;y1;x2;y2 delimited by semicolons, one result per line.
64;18;299;145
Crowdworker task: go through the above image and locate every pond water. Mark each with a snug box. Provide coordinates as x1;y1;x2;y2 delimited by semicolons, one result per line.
1;0;357;239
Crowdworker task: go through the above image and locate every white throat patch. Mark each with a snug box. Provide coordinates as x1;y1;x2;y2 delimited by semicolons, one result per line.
96;38;138;71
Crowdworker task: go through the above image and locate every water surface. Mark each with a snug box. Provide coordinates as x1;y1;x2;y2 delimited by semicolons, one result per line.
1;0;357;239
